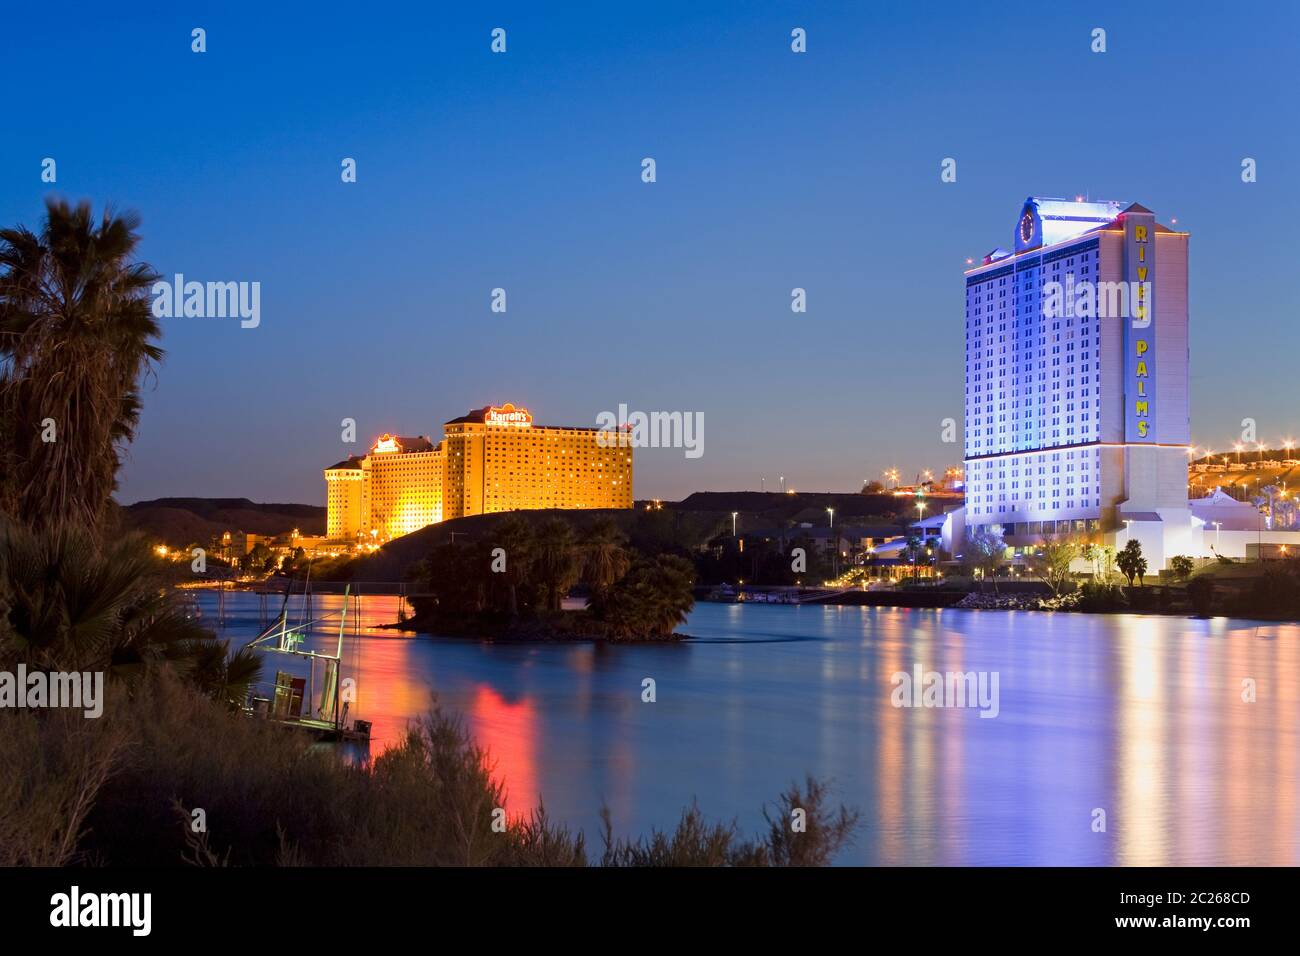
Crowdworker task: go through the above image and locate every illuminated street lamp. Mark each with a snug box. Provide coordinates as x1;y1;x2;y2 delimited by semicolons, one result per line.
827;507;837;579
731;511;738;536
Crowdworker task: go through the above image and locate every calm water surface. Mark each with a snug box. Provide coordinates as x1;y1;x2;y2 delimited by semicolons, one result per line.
197;592;1300;865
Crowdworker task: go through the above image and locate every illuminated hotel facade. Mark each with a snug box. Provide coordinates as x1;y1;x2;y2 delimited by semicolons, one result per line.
324;404;633;542
960;198;1193;569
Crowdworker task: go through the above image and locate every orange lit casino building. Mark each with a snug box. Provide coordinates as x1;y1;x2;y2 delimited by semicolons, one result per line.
324;404;633;543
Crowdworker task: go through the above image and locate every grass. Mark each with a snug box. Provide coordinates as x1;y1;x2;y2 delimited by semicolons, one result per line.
0;668;858;867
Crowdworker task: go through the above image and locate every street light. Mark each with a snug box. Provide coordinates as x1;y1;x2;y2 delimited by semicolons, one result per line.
732;511;738;536
827;507;837;580
1212;521;1222;551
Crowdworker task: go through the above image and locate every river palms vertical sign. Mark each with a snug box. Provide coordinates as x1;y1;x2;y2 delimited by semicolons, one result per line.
1123;206;1157;442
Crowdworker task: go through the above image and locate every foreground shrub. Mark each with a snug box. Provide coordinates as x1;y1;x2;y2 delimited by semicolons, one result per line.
3;669;856;867
1076;581;1128;613
600;777;859;867
0;700;130;865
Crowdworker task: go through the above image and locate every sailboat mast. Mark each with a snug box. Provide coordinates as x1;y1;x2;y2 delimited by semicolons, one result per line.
335;584;350;731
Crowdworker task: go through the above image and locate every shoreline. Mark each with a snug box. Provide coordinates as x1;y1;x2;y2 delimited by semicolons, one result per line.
697;594;1299;624
381;612;690;644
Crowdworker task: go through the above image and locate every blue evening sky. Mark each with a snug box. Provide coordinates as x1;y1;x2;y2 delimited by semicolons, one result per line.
3;1;1297;504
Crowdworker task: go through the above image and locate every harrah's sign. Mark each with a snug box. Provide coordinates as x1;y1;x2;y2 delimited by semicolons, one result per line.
486;403;533;427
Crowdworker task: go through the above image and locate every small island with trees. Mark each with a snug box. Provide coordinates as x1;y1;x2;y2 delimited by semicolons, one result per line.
396;514;697;641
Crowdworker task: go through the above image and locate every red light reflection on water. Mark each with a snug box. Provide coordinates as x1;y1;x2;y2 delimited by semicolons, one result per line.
467;685;540;821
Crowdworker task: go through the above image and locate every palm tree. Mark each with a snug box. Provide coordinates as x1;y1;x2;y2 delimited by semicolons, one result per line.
533;517;580;611
187;640;264;710
0;519;229;685
580;517;630;601
644;555;695;634
492;514;536;617
591;554;695;639
0;199;163;531
1255;484;1283;530
1117;539;1146;586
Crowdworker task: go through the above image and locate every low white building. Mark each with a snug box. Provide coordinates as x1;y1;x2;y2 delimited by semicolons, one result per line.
948;487;1300;567
1178;488;1300;560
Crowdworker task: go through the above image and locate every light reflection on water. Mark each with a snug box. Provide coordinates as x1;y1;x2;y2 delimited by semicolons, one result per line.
196;592;1299;865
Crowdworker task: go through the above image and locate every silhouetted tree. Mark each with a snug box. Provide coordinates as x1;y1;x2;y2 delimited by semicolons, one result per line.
534;517;580;611
580;517;631;602
1117;539;1147;586
0;199;162;530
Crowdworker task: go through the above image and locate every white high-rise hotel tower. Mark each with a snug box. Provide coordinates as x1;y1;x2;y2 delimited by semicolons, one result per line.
961;197;1193;569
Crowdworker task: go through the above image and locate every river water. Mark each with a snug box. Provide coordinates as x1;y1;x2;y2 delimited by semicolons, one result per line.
195;591;1299;865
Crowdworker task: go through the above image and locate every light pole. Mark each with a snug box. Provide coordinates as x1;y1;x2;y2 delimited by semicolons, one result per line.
916;498;927;579
731;511;738;537
779;475;785;494
1212;521;1222;552
761;477;765;493
827;507;836;580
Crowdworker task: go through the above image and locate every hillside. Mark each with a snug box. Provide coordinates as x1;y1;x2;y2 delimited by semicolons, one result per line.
341;506;726;582
117;497;326;545
1190;448;1299;501
334;491;959;583
674;490;953;523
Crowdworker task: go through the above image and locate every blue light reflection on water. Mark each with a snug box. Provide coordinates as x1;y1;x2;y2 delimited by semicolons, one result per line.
195;592;1299;865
